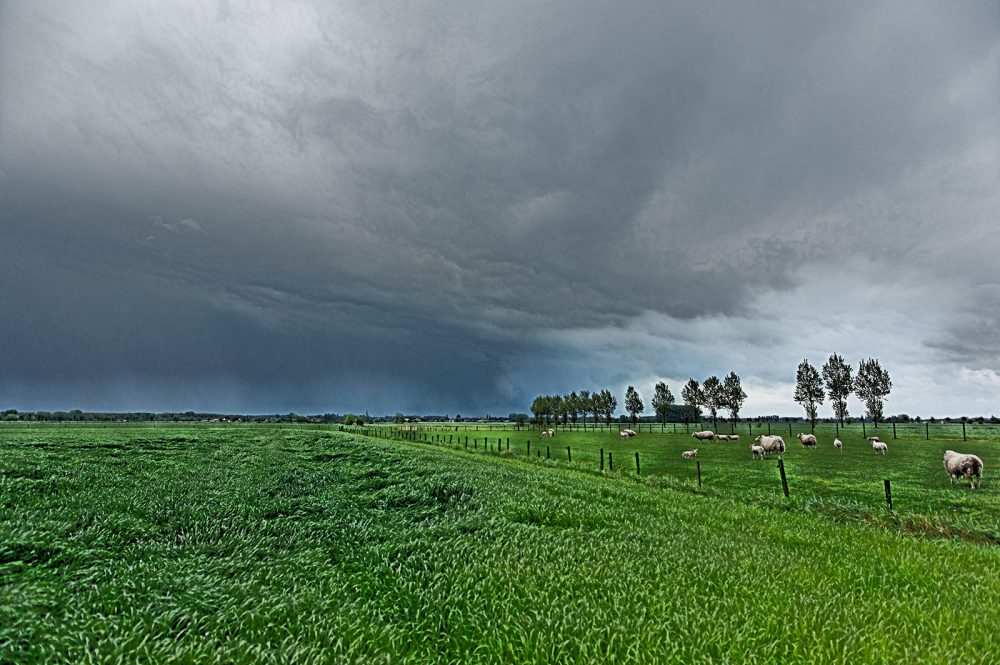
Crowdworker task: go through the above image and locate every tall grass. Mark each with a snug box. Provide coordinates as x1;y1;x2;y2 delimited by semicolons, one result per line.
2;425;999;663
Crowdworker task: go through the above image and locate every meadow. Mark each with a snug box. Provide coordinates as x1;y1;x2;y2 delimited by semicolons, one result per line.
359;421;1000;544
2;423;999;663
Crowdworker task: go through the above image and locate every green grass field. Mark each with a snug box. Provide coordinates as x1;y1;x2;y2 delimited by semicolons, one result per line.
359;422;1000;544
3;424;999;663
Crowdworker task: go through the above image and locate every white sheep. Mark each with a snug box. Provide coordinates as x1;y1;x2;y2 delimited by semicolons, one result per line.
754;434;786;455
943;450;984;489
619;430;629;440
624;429;637;437
872;440;888;454
729;434;740;441
833;438;843;450
717;434;730;441
867;436;881;443
796;432;818;448
540;428;555;438
691;430;716;441
681;449;698;459
750;444;766;460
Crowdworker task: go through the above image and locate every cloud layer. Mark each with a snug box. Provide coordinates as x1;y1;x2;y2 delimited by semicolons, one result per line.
2;1;998;415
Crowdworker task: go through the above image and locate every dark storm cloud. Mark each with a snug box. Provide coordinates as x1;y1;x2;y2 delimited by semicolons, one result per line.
1;0;998;414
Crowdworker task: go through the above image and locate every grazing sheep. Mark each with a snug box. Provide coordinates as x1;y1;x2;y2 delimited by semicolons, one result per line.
796;433;818;448
691;430;716;441
717;434;730;441
754;435;786;455
833;438;843;450
750;444;766;460
729;434;740;441
541;429;555;438
681;449;698;459
943;450;984;489
868;436;881;443
619;430;629;440
872;440;888;454
624;429;637;437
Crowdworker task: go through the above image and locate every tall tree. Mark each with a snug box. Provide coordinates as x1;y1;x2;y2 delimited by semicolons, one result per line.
722;372;747;428
822;353;854;425
579;390;592;430
590;391;604;428
681;379;704;423
551;395;563;427
702;376;723;429
601;389;618;428
855;358;892;427
530;396;545;426
651;381;675;426
625;386;644;428
568;391;580;426
794;359;824;430
591;391;603;430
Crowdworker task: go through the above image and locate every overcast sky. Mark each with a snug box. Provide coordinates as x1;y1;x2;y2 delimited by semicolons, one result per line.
2;1;998;417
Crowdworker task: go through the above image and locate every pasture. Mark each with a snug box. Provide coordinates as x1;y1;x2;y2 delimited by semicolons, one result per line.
362;422;1000;544
2;424;999;663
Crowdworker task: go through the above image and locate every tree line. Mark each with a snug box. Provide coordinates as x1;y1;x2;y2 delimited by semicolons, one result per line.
529;371;748;431
528;356;894;433
530;390;619;428
794;355;892;428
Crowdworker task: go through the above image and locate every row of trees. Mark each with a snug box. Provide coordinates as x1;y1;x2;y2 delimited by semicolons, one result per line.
530;390;619;428
678;373;748;429
530;372;748;430
794;355;892;427
530;357;893;432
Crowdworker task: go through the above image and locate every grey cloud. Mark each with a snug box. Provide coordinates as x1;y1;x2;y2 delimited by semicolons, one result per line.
150;216;205;234
1;0;998;413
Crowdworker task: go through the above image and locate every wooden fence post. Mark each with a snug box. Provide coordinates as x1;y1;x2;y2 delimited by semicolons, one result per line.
609;452;613;471
567;446;572;463
635;452;640;475
778;458;789;498
697;460;702;488
963;421;967;441
600;448;604;471
884;479;893;513
925;422;929;440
